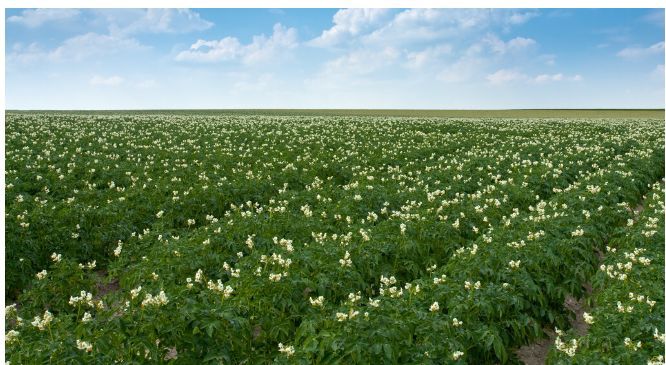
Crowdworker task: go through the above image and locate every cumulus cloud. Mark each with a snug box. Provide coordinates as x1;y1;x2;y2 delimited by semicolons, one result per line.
507;11;539;25
533;73;563;82
90;75;124;86
486;69;527;84
105;9;213;36
309;9;390;47
50;33;145;61
8;9;80;27
617;41;665;59
9;33;146;63
436;56;485;83
533;73;582;82
360;9;539;46
486;70;582;84
176;23;297;64
406;45;453;69
7;42;47;63
322;47;400;75
483;34;536;54
8;9;212;64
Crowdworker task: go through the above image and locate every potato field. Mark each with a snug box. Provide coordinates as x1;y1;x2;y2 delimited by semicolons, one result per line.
4;112;665;364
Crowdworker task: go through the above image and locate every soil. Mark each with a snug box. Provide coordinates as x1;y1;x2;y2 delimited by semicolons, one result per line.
94;269;120;298
514;294;590;365
515;193;651;364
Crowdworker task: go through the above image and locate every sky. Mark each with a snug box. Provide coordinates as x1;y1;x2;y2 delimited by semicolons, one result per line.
5;8;665;109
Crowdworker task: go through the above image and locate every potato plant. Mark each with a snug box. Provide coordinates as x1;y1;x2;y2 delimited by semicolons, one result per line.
4;113;664;363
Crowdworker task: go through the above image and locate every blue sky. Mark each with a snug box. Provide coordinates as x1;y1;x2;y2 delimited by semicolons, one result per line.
6;8;665;109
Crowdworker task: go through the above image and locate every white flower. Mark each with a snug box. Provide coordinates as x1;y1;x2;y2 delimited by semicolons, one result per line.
141;291;169;307
81;312;92;323
624;337;641;351
130;286;142;299
31;310;53;331
113;241;123;257
339;251;352;267
195;269;204;283
400;223;406;235
245;235;255;249
309;296;325;307
452;318;463;327
278;343;295;357
156;210;164;218
583;312;594;324
35;270;47;280
430;302;439;312
647;355;665;365
586;185;601;194
5;330;19;344
76;339;93;352
555;335;578;357
571;228;584;237
5;304;17;318
269;273;283;282
50;252;62;263
452;351;464;360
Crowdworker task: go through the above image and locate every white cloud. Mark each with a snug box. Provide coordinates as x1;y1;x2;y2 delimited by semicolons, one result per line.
9;33;145;63
507;11;539;25
436;56;484;83
176;23;297;64
177;38;243;62
617;41;665;59
361;9;538;46
533;73;582;82
8;42;47;63
486;69;527;84
533;73;563;82
653;64;665;79
309;9;390;47
8;9;211;64
322;47;400;76
483;34;536;54
106;9;213;36
90;75;124;86
487;72;581;84
539;54;557;66
50;33;145;61
363;9;488;45
306;47;401;90
7;9;80;27
406;45;452;69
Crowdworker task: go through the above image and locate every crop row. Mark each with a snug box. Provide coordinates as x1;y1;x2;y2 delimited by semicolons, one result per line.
5;115;654;297
4;114;664;364
547;182;665;364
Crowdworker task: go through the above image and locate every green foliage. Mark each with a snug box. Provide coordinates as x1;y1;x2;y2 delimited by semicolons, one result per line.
5;113;664;363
